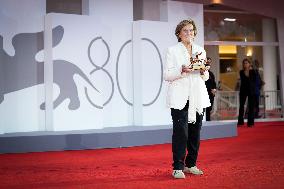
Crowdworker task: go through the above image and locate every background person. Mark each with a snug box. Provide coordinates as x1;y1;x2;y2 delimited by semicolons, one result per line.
237;58;257;127
205;57;217;121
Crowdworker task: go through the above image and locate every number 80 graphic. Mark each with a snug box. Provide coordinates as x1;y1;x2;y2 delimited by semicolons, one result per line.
85;37;163;109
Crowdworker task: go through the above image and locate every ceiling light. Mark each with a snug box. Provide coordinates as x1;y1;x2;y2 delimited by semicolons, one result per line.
224;18;236;22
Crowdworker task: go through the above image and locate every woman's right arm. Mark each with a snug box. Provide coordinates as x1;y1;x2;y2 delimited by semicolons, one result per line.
163;48;184;81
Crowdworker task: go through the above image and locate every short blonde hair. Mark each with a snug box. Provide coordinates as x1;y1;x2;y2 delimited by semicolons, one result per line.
175;19;197;42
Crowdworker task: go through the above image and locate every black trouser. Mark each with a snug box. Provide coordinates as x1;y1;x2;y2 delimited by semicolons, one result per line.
206;95;214;121
238;93;255;125
171;101;203;170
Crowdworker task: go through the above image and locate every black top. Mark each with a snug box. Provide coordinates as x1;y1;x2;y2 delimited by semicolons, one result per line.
205;70;217;97
239;69;257;95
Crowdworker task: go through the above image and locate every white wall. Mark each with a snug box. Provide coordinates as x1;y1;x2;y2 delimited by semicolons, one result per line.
133;20;177;125
0;0;46;133
0;0;206;133
45;13;132;130
0;0;46;56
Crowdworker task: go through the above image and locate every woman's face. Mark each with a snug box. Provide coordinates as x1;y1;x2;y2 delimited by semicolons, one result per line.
243;60;250;69
179;24;195;43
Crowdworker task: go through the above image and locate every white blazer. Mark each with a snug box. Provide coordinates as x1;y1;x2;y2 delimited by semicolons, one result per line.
164;42;211;123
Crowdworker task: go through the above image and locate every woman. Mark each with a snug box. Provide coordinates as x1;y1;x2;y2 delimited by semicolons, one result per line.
164;19;211;179
237;58;257;127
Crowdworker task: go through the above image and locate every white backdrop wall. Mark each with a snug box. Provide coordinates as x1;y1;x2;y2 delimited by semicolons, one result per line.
45;13;133;130
134;20;176;125
45;14;176;130
0;0;204;133
0;0;46;133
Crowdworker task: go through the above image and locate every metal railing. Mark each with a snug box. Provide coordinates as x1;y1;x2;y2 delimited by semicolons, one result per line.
211;90;283;120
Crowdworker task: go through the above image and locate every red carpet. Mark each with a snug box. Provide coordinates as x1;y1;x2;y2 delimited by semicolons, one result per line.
0;122;284;189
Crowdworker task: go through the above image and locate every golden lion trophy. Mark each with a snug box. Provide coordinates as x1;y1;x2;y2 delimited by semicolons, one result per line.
189;52;210;70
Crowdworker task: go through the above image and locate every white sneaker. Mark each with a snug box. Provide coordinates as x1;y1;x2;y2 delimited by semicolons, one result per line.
183;166;203;175
172;170;186;179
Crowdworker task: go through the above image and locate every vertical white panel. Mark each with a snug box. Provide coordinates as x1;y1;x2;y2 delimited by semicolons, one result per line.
0;0;46;133
47;14;133;130
47;14;104;131
262;18;277;91
132;21;143;125
277;18;284;117
262;18;277;110
135;20;176;126
0;0;46;55
44;14;54;131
